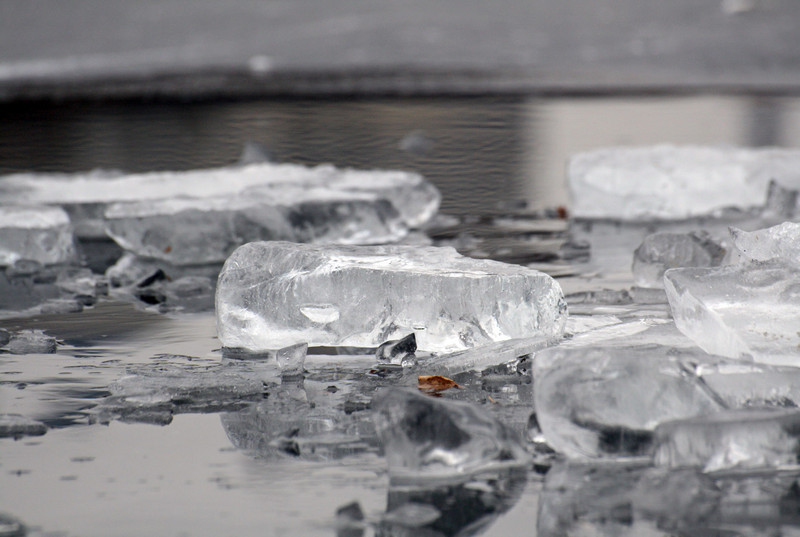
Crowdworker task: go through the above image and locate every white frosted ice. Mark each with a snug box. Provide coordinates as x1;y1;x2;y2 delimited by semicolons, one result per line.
0;162;440;238
569;145;800;220
216;241;567;353
665;262;800;364
0;205;77;266
730;221;800;267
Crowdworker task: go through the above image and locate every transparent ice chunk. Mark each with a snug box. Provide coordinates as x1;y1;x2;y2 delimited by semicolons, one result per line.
0;162;440;238
569;145;800;220
0;414;48;438
664;261;800;364
730;221;800;267
276;342;307;377
104;192;408;265
632;231;725;288
216;242;567;353
0;205;76;266
376;333;417;364
654;408;800;472
371;387;529;481
533;345;725;459
8;330;57;354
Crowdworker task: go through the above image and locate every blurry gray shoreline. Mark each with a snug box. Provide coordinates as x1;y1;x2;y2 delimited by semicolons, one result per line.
2;0;800;102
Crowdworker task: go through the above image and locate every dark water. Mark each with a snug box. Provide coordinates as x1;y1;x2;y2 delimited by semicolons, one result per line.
2;94;800;537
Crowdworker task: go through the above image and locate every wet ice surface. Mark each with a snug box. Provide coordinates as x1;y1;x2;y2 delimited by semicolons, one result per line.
4;148;800;536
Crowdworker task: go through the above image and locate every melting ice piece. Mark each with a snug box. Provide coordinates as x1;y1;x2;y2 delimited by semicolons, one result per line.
372;388;529;481
730;221;800;267
762;179;799;218
94;359;269;423
533;345;725;459
0;163;440;238
0;414;48;438
276;342;308;377
216;242;567;353
0;205;76;266
104;192;408;265
654;408;800;472
376;333;417;364
8;330;57;354
695;359;800;408
632;231;725;288
569;145;800;220
665;261;800;364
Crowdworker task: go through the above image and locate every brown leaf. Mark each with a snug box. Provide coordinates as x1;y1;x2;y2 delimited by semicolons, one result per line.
418;375;462;394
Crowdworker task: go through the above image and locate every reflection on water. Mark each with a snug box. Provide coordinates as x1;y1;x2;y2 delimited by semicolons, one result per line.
2;96;800;215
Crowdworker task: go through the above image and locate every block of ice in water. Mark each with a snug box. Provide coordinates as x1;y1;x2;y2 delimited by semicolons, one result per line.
104;190;408;265
372;387;529;481
0;414;48;438
654;408;800;472
632;231;726;288
276;342;307;377
8;330;57;354
216;242;567;353
533;345;725;459
664;261;800;364
569;145;800;220
694;359;800;408
730;221;800;267
0;205;76;266
0;163;440;238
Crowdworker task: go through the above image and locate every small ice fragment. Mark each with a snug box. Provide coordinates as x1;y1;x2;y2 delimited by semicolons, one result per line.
533;345;725;459
8;330;57;354
568;145;800;220
665;261;800;364
399;130;434;156
40;299;83;314
382;502;441;527
0;329;10;346
371;387;529;480
632;231;725;288
654;408;800;472
0;205;77;266
422;335;554;375
276;342;308;377
6;259;43;277
376;333;416;364
336;501;364;523
0;414;48;438
730;221;800;267
762;179;798;218
216;242;567;353
238;141;274;165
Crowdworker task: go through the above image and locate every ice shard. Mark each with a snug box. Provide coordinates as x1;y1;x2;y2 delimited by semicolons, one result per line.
664;261;800;364
104;191;408;265
0;162;440;238
216;242;566;353
631;231;725;288
730;221;800;267
376;333;417;364
533;345;725;459
569;145;800;220
0;414;48;438
372;388;529;481
654;408;800;472
8;330;57;354
0;205;77;266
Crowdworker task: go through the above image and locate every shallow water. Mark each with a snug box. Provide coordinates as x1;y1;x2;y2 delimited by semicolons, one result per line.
2;94;800;536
